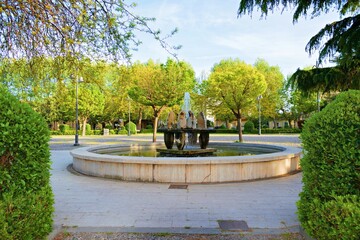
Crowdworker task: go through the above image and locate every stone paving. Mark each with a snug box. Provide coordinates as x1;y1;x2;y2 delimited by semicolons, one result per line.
50;134;303;235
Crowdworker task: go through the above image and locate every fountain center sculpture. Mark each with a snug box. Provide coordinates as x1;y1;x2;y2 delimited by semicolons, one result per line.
157;93;215;156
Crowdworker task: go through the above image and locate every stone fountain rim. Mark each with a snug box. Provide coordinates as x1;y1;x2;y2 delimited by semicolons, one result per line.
70;142;301;165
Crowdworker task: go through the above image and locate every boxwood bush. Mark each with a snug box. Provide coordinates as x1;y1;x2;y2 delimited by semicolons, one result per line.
125;121;137;135
244;121;255;133
59;124;70;133
0;87;54;239
298;90;360;240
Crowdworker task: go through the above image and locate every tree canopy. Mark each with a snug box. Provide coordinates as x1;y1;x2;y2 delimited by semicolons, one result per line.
0;0;179;61
238;0;360;93
128;59;195;142
206;59;267;142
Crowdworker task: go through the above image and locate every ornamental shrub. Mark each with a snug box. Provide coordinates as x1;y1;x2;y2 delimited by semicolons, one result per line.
125;121;137;134
298;90;360;240
59;124;70;133
244;121;255;133
0;87;54;239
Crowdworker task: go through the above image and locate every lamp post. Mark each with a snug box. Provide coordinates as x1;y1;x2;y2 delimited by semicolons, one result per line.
257;95;263;135
127;96;131;136
74;77;83;146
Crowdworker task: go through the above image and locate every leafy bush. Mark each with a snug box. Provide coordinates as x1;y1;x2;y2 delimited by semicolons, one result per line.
261;128;301;134
125;121;137;134
303;195;360;239
214;129;237;134
59;124;70;133
141;129;154;133
244;121;255;133
0;87;54;239
298;90;360;239
145;124;153;129
117;129;129;135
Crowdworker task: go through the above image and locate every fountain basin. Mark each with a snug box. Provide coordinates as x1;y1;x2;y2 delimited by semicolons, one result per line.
70;142;301;183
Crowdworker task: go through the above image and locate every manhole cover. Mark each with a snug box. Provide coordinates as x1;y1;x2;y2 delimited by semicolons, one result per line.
168;184;188;189
218;220;250;231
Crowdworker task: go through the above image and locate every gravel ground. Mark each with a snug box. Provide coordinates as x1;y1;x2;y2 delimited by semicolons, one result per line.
53;232;305;240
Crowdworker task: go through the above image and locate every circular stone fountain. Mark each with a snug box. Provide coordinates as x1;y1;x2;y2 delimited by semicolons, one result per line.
70;142;301;183
70;93;301;183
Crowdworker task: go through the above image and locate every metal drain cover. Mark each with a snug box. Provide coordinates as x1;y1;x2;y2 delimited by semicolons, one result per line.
168;184;188;189
218;220;250;231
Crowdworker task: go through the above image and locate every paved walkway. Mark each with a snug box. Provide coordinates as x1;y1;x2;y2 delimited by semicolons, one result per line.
50;134;303;235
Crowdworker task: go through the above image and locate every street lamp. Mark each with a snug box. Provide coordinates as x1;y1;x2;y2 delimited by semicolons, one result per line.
257;95;263;135
74;77;83;146
127;96;131;136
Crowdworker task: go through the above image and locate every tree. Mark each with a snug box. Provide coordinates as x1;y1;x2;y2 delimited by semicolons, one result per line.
78;82;105;136
206;59;267;142
238;0;360;92
254;59;284;123
0;0;179;61
128;59;195;142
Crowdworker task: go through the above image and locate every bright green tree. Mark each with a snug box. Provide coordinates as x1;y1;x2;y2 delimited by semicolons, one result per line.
206;59;267;142
128;59;195;142
78;82;105;136
254;59;284;122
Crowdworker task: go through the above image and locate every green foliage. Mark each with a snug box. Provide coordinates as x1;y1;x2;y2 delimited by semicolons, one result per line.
298;90;360;239
146;124;153;129
59;124;71;133
206;58;267;142
301;195;360;240
140;129;154;133
254;59;284;119
261;128;301;133
117;129;129;135
129;59;195;142
1;1;180;61
244;121;255;133
0;87;54;239
125;121;137;134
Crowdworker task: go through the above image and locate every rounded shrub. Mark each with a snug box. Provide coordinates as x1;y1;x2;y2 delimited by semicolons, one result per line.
125;121;137;135
244;121;255;133
298;90;360;239
0;87;54;239
59;124;70;133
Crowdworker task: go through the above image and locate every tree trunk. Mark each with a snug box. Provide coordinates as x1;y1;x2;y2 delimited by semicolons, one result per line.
82;118;87;136
137;109;143;131
237;117;243;142
153;116;158;142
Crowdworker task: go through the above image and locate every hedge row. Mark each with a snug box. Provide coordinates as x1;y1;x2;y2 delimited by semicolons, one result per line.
212;128;301;134
0;87;54;239
298;90;360;239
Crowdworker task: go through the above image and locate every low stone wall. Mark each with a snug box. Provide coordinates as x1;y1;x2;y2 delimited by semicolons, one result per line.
70;143;301;183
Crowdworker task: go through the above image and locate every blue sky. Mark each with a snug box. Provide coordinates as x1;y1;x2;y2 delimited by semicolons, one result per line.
131;0;341;78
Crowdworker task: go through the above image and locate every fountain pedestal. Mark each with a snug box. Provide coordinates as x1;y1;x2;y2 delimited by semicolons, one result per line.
159;129;215;150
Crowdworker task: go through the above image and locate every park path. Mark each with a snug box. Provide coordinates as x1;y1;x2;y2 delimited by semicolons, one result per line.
50;134;303;235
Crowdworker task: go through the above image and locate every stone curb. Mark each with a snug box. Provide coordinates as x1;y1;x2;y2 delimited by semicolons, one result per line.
49;225;302;239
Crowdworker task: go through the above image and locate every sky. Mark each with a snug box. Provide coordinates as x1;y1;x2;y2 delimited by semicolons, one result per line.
130;0;341;78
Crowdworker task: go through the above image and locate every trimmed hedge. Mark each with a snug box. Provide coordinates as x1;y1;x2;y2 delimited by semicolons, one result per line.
125;121;137;135
140;129;154;134
244;121;255;133
298;90;360;239
213;128;301;134
59;124;70;133
0;87;54;239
